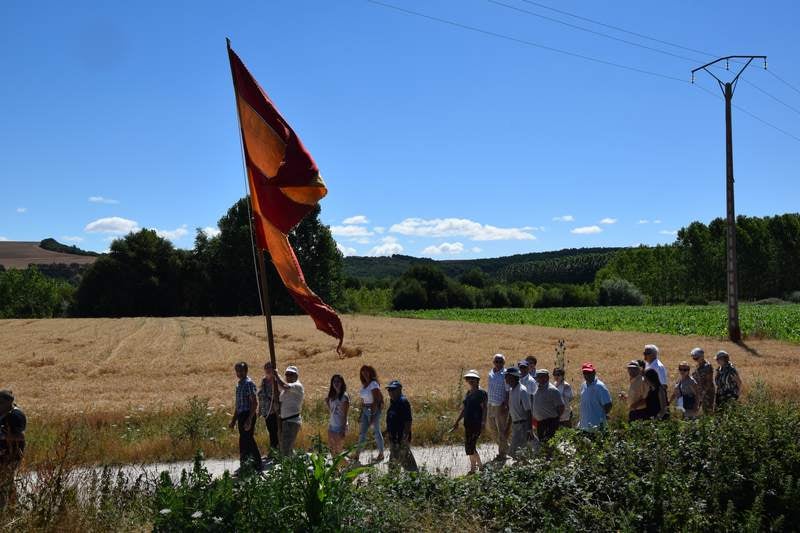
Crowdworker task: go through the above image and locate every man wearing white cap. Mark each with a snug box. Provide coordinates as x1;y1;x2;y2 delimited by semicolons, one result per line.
487;354;510;460
274;365;305;456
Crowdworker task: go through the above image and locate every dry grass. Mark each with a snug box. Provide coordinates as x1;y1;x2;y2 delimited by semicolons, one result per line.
2;315;799;463
1;315;799;415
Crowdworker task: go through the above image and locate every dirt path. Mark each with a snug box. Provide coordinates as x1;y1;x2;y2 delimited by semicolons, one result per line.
118;443;500;481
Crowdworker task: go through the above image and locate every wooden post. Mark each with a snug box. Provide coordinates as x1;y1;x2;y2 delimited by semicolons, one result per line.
227;37;279;367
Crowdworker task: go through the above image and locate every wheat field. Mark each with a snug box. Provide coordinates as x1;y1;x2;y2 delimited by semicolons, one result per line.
2;315;799;418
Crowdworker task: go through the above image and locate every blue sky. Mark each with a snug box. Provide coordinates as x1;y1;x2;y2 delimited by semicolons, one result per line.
1;0;798;258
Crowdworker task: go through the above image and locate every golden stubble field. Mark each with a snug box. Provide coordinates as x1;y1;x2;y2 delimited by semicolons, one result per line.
1;315;799;417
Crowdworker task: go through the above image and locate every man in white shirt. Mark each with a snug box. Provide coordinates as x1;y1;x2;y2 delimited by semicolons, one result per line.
504;367;532;459
487;354;510;460
519;359;538;401
643;344;668;390
275;365;304;456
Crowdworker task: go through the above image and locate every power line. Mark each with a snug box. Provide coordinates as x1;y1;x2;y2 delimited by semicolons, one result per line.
489;0;705;64
741;78;800;117
519;0;717;59
512;0;800;111
367;0;800;144
367;0;688;83
694;84;800;143
766;69;800;97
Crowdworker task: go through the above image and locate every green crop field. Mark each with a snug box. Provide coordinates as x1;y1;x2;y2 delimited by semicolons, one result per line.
389;303;800;343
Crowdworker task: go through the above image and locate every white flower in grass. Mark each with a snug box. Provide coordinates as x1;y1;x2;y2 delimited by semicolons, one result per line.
213;517;223;524
159;508;171;515
191;511;203;519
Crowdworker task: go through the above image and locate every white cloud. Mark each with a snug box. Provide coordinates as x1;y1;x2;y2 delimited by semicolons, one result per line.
85;216;139;234
552;215;574;222
600;217;617;225
331;225;374;238
353;237;371;245
336;242;357;257
571;225;603;235
659;229;678;236
389;218;535;241
471;246;482;253
16;207;26;213
637;219;649;224
155;224;189;241
88;196;120;205
369;236;403;256
422;242;464;256
61;236;84;243
0;236;8;241
342;215;369;225
653;219;662;224
201;226;221;238
373;226;385;234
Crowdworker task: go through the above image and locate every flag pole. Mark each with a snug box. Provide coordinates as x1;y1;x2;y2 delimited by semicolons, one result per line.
226;37;278;372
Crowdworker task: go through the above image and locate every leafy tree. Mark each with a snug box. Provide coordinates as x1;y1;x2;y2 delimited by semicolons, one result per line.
0;267;74;318
201;198;345;316
598;278;645;306
459;268;488;288
392;278;427;310
73;229;183;316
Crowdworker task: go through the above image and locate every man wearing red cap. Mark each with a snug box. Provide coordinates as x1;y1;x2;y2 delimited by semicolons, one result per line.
577;363;612;432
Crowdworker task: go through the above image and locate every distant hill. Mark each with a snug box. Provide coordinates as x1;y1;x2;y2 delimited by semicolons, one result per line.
0;240;99;270
343;247;622;282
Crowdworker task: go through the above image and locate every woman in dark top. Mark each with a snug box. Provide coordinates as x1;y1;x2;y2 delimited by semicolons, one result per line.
452;370;488;474
644;368;669;420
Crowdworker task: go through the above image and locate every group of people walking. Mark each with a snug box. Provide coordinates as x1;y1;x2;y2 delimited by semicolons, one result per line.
229;343;743;475
230;362;418;473
456;344;743;471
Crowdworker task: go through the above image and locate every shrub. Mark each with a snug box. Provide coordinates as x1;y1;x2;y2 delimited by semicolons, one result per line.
445;281;476;308
787;291;800;303
506;286;526;308
483;285;510;307
598;278;645;306
392;278;427;310
754;297;786;305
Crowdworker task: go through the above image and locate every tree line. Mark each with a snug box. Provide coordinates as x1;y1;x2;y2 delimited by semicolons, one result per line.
1;210;797;318
597;213;800;304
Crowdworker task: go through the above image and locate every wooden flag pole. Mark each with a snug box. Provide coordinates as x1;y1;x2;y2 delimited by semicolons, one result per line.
226;37;278;372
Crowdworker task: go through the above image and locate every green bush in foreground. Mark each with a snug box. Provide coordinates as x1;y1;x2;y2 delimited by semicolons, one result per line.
153;394;800;532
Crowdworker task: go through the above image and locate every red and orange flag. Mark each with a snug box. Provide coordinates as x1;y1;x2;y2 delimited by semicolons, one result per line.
227;43;343;350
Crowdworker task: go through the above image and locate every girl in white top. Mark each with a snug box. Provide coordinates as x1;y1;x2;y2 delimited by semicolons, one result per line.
552;367;574;427
355;365;385;462
326;374;350;455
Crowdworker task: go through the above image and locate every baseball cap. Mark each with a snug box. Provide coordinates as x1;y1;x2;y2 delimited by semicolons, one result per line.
518;360;529;368
463;369;480;380
505;366;521;377
493;353;506;363
690;347;705;359
581;362;596;372
386;379;402;390
626;360;640;368
285;365;299;375
535;369;549;377
0;390;13;401
715;350;729;360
